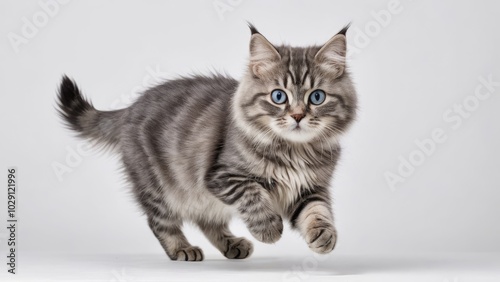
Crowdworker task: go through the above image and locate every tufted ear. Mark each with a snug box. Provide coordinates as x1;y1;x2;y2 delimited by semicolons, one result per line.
248;24;281;78
315;25;349;77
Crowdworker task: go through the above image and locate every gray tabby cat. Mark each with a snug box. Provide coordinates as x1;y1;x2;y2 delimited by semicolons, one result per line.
57;24;357;261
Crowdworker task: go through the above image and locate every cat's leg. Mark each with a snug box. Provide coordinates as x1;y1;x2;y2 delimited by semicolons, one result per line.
207;170;283;244
148;215;204;261
197;220;253;259
122;141;203;261
287;188;337;254
128;177;203;261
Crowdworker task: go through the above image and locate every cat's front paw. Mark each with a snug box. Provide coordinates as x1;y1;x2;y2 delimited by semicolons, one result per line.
224;237;253;259
306;224;337;254
248;214;283;244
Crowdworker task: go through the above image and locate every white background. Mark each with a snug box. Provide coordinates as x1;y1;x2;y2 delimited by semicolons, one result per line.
1;0;499;280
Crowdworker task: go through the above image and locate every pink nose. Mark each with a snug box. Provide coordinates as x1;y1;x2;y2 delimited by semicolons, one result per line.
290;113;305;123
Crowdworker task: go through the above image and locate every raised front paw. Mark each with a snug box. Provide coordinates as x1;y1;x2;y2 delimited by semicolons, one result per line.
305;224;337;254
247;214;283;244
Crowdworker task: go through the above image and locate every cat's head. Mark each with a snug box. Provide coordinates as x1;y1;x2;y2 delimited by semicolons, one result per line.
233;24;357;145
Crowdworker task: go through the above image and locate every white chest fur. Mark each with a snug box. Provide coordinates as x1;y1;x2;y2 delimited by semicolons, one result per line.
248;146;322;208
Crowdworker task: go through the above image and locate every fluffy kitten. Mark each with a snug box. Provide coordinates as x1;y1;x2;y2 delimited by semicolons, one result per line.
57;24;357;261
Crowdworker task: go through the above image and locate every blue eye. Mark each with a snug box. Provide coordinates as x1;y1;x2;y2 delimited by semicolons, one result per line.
271;89;287;104
309;90;326;105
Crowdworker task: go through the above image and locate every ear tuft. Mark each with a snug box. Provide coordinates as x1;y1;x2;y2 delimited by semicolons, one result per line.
247;22;260;35
337;23;351;36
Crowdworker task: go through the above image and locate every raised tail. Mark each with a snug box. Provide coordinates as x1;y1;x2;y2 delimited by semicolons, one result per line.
56;75;125;147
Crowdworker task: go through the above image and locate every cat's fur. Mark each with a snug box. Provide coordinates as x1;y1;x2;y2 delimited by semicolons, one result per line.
56;24;357;261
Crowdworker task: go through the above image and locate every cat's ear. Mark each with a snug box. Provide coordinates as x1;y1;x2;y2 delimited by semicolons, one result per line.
315;25;349;77
248;24;281;78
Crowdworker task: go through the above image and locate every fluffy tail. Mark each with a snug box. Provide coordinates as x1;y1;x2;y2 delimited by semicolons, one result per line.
56;75;125;147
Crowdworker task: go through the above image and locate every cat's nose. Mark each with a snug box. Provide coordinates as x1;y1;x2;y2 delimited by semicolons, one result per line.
290;113;305;123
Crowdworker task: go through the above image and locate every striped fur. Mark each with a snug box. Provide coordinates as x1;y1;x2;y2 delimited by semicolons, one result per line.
56;25;357;261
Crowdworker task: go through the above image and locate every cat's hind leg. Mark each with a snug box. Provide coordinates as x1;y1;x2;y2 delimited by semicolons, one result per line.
198;220;253;259
148;215;204;261
122;153;203;261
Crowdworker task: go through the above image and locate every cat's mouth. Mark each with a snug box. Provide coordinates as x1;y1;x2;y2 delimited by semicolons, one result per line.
291;124;302;131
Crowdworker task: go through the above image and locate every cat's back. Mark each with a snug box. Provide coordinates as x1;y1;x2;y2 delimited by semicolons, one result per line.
127;74;238;122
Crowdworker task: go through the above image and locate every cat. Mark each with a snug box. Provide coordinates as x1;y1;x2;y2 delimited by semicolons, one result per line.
56;24;357;261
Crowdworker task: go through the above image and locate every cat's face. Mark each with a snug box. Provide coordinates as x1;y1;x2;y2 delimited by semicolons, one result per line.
234;26;357;145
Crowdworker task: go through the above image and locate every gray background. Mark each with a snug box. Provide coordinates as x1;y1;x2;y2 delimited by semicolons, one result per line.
1;0;499;261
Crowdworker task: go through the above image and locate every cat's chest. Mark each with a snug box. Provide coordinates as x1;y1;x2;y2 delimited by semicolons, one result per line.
238;142;337;206
268;164;316;198
253;152;324;206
